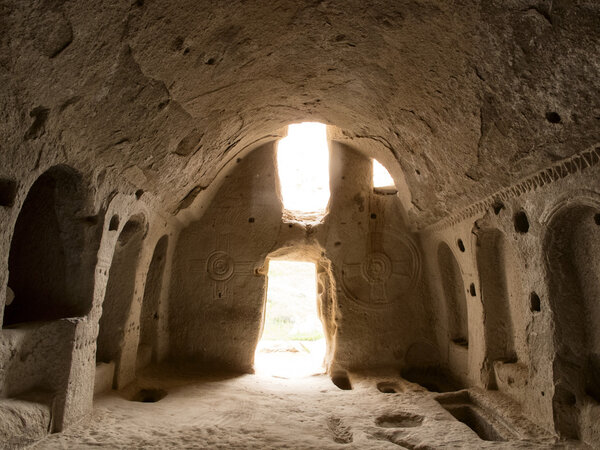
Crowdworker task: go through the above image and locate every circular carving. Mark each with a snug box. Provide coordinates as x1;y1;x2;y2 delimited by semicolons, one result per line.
362;252;392;283
206;251;234;281
341;232;421;309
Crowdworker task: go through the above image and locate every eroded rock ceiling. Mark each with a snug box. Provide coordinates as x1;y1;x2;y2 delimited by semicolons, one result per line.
1;0;598;227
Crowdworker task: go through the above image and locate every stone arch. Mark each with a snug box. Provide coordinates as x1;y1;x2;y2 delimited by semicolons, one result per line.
3;165;92;326
96;214;146;386
136;234;169;371
437;242;469;347
476;228;519;386
545;201;600;439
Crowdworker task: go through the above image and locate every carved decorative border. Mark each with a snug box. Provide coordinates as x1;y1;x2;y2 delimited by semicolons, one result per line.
426;146;600;232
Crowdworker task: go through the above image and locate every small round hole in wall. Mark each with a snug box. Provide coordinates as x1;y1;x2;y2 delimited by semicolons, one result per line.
514;210;530;233
492;201;504;215
594;213;600;226
530;292;541;312
109;215;120;231
135;189;144;200
469;283;476;297
457;239;465;252
370;213;377;219
248;217;255;223
545;111;561;124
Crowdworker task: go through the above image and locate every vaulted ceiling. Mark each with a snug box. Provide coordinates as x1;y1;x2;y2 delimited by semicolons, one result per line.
2;0;598;227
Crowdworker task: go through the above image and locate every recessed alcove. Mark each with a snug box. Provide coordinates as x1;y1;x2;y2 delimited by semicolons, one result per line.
3;166;90;326
438;242;469;348
476;229;518;378
0;178;17;207
96;215;145;390
545;203;600;440
137;235;169;372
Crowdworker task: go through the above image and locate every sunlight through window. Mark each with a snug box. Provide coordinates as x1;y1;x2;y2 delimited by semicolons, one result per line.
254;260;326;377
277;123;330;216
373;159;395;188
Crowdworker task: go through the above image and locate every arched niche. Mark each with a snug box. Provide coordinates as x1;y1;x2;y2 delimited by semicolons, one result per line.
545;203;600;439
438;242;469;347
96;215;145;386
137;235;169;371
476;229;518;369
3;165;92;326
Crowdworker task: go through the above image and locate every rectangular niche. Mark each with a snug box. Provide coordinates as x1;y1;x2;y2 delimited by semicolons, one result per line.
0;178;17;207
436;391;516;442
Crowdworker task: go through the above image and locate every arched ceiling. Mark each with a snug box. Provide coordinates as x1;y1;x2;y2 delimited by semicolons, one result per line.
1;0;598;227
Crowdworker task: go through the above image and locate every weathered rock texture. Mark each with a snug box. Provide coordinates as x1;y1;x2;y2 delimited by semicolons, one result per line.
0;0;599;447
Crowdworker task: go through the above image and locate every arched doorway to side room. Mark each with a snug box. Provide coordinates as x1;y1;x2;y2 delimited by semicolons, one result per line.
3;165;92;327
545;203;600;440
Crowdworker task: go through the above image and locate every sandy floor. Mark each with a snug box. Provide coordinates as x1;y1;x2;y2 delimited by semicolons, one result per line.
30;361;585;449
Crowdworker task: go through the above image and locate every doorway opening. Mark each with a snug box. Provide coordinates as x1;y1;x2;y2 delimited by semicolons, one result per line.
254;260;326;377
276;122;330;220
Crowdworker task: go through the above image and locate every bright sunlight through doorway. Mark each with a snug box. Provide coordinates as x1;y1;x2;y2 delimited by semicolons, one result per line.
254;261;326;378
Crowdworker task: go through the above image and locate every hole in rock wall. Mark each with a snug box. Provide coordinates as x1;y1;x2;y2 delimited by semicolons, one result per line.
530;292;541;312
96;216;145;389
469;283;476;297
545;111;561;124
514;210;530;233
457;239;465;252
109;215;119;231
254;260;326;378
438;242;469;347
137;235;169;372
546;205;600;439
276;122;330;219
3;166;90;326
0;178;17;207
492;201;504;215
